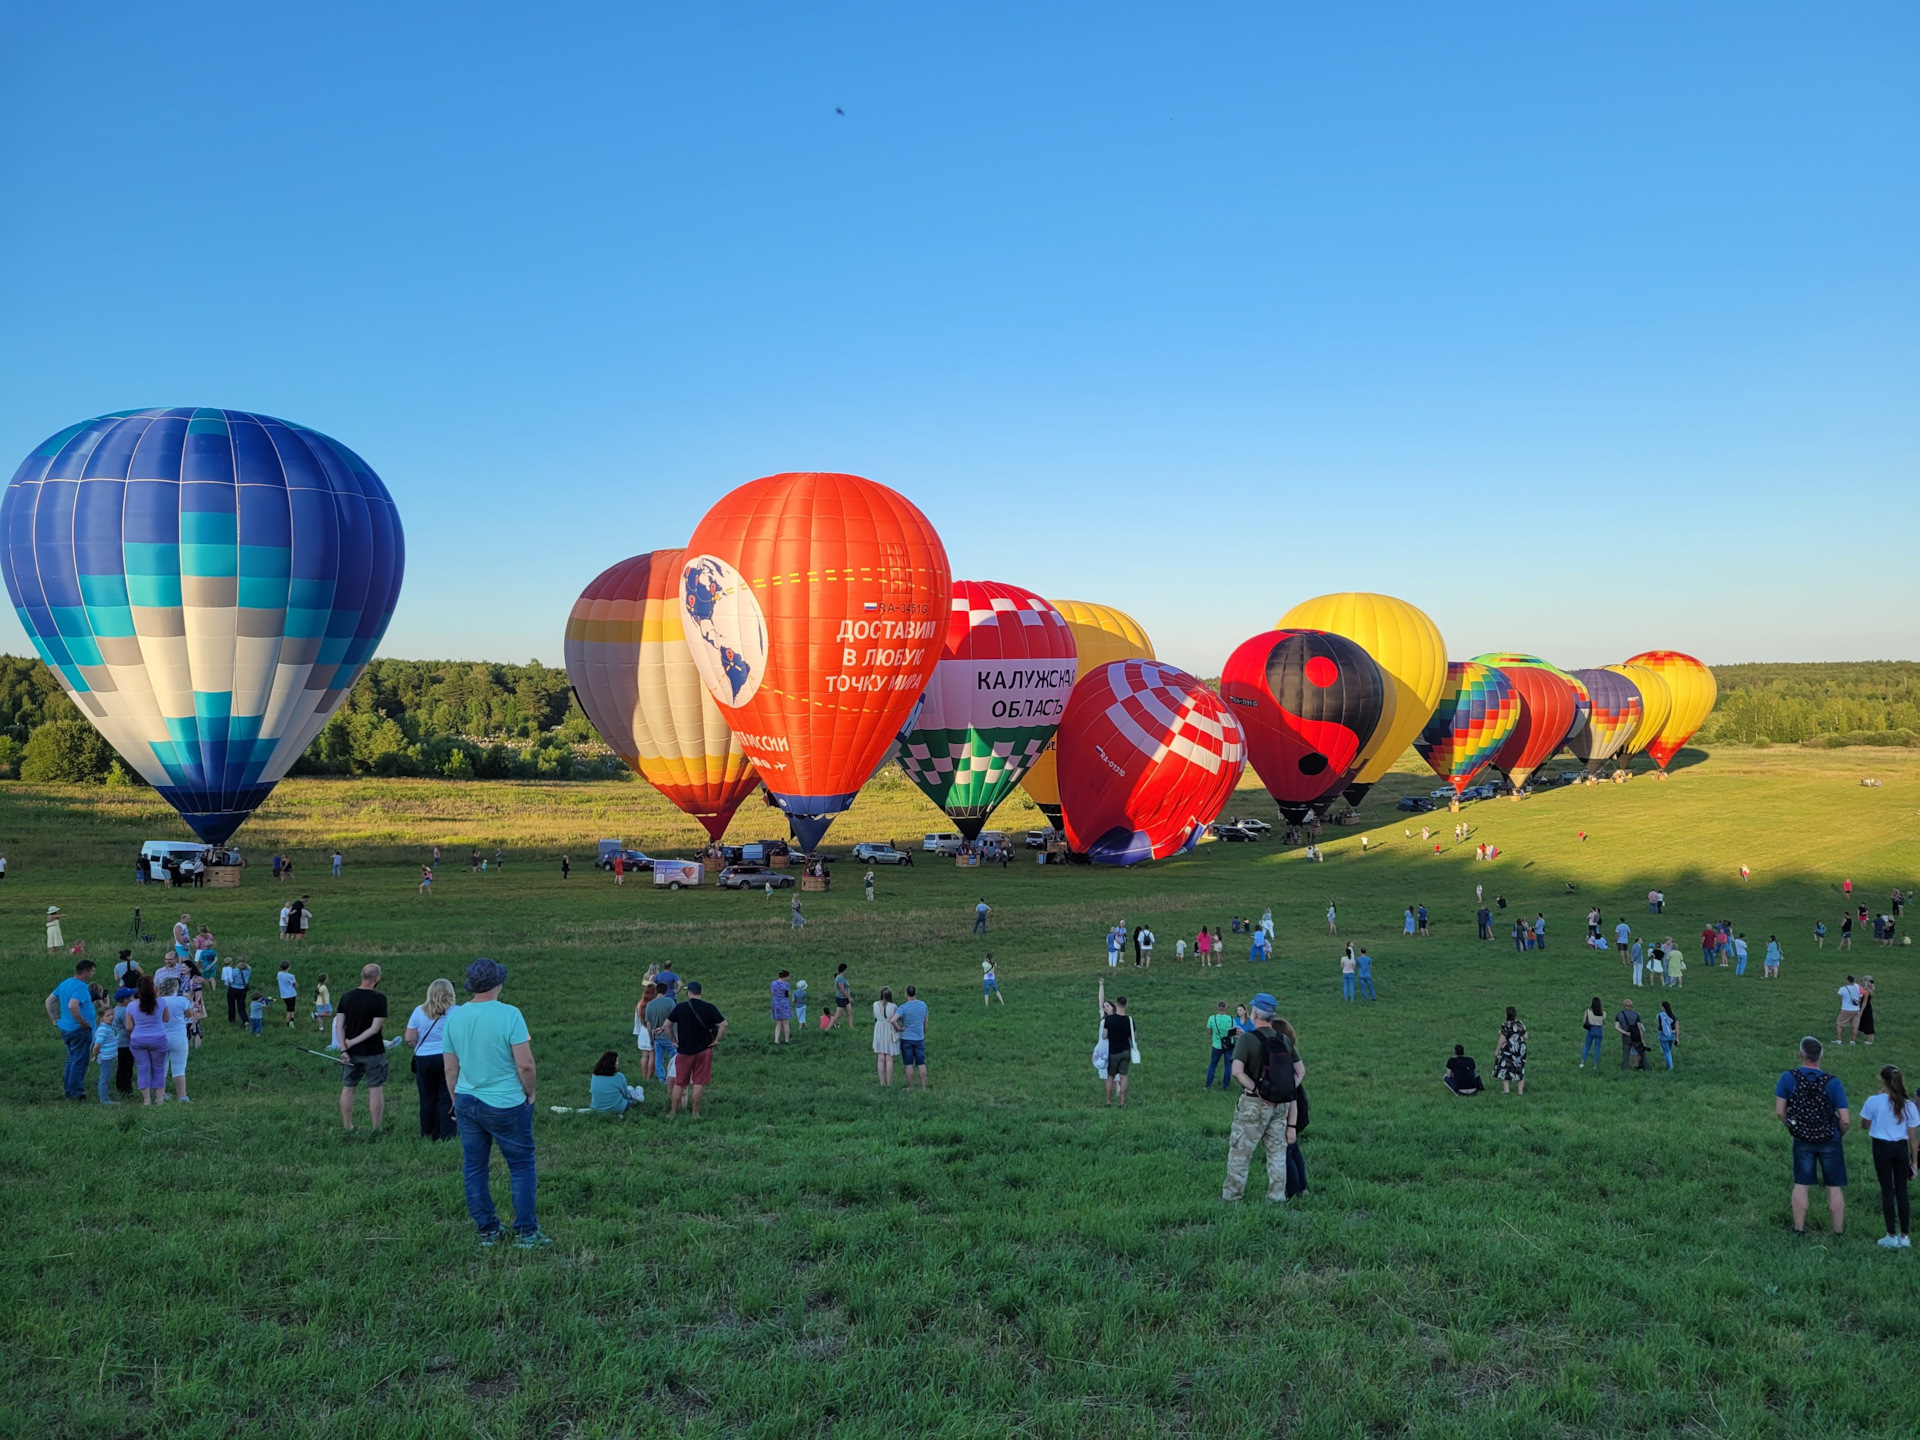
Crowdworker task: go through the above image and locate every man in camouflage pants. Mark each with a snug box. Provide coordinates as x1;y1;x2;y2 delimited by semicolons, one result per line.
1223;993;1303;1203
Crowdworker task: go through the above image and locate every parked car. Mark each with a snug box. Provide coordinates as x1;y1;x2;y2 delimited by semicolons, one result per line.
1396;796;1438;813
596;848;656;872
851;843;911;865
1233;818;1273;835
1024;829;1060;849
717;865;795;890
922;832;963;855
1209;822;1258;841
1460;783;1499;802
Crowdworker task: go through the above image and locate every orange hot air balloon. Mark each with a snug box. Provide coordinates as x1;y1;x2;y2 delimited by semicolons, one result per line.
1623;650;1717;772
681;472;950;850
564;550;757;842
1018;600;1154;825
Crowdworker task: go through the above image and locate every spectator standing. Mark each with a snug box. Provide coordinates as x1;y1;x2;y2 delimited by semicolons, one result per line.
1478;906;1493;941
1859;976;1877;1047
864;869;875;901
90;999;121;1104
561;856;570;881
443;958;546;1247
790;895;805;928
771;970;793;1044
1223;993;1302;1202
973;899;991;935
632;982;658;1079
1418;905;1431;937
1657;1002;1679;1069
1615;920;1631;956
337;963;390;1132
1194;927;1211;967
1775;1037;1850;1239
1495;1007;1528;1095
405;978;458;1141
1732;933;1749;976
1533;914;1545;949
312;973;333;1035
1340;947;1357;1002
645;979;678;1082
1354;947;1375;1000
1860;1065;1917;1248
46;958;98;1100
1205;1002;1236;1090
1615;999;1645;1070
1630;940;1645;987
1815;920;1826;949
222;956;250;1024
1579;997;1606;1067
121;974;179;1104
832;964;851;1032
668;982;727;1118
1837;978;1863;1045
1765;935;1784;978
276;961;298;1026
1403;907;1416;938
1327;903;1338;935
982;956;1003;1007
1139;926;1155;969
897;986;929;1089
1840;915;1853;951
156;976;197;1101
871;987;900;1086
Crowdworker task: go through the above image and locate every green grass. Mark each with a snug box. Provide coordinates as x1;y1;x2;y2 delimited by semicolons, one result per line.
4;747;1920;1438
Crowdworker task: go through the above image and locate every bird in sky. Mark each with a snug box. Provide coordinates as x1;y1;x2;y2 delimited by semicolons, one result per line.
835;107;845;116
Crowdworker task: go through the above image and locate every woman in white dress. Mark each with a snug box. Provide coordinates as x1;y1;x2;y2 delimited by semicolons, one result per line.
872;986;901;1087
46;905;64;951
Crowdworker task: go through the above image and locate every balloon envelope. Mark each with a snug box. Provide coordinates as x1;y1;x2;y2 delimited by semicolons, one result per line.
1472;655;1580;788
1056;659;1245;865
680;472;950;850
1221;628;1384;821
565;549;757;841
2;408;404;843
1276;593;1445;805
1606;662;1672;757
1472;651;1588;750
1566;668;1642;768
896;580;1076;839
1018;600;1154;824
1413;661;1522;795
1622;651;1717;770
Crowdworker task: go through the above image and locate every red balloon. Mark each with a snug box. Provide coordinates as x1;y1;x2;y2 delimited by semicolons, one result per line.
1056;660;1246;865
1484;663;1580;788
1220;629;1386;822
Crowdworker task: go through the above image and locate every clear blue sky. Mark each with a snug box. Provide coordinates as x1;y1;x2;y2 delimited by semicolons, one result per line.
3;3;1914;673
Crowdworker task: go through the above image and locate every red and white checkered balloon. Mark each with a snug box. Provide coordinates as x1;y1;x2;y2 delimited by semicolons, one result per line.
1056;660;1246;865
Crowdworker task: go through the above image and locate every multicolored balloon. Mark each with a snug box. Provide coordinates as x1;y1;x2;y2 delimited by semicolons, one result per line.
1566;668;1643;770
2;408;403;843
1056;659;1245;865
1472;654;1581;789
1472;652;1588;750
895;581;1076;839
1622;650;1717;771
1220;629;1384;822
565;549;757;841
1276;592;1446;806
1606;662;1672;758
1413;661;1522;795
1018;599;1154;825
680;472;949;850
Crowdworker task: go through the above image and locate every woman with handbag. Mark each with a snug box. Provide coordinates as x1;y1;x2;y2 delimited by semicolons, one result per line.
404;978;458;1140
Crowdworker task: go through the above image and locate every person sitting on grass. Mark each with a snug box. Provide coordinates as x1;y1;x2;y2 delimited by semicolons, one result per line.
553;1051;644;1116
1442;1044;1482;1095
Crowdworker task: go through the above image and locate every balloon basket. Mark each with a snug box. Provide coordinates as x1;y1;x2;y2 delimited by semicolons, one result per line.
770;853;791;868
955;854;981;869
204;866;241;888
800;874;830;893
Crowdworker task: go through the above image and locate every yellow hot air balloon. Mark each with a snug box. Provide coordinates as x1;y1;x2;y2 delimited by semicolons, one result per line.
1277;593;1446;805
1019;600;1154;824
564;550;757;841
1604;662;1672;760
1622;650;1717;772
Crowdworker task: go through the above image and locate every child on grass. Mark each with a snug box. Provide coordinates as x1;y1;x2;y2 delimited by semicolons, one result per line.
794;979;808;1028
91;1001;121;1104
312;974;332;1034
248;993;268;1035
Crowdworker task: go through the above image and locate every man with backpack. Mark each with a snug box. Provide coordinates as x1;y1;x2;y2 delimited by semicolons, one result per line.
1775;1036;1851;1238
1223;993;1305;1204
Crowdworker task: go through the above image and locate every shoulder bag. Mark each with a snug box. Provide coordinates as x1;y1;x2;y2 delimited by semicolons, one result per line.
409;1013;443;1074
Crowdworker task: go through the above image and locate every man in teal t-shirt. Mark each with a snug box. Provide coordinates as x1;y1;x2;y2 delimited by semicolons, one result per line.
47;958;99;1100
443;958;547;1247
1205;1001;1237;1090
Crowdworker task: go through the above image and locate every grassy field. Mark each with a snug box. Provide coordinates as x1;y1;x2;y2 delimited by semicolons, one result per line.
4;746;1920;1439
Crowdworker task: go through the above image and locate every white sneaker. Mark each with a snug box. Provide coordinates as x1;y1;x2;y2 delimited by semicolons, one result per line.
1879;1235;1902;1248
1901;1236;1913;1248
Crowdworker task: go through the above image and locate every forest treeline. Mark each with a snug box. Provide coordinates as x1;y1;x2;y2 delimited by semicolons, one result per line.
0;655;1913;784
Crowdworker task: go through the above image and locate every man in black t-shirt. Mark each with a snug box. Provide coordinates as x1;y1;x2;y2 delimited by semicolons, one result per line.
1103;997;1134;1108
667;981;728;1119
337;963;390;1131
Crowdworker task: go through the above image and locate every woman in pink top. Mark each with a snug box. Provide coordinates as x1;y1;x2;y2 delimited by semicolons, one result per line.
1195;928;1213;967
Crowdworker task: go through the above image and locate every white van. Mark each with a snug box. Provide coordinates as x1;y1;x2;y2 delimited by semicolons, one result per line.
923;832;963;855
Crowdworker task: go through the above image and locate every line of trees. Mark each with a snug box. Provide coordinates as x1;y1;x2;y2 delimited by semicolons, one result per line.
1;655;1915;785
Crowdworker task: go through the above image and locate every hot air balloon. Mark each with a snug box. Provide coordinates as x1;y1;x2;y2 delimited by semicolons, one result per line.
2;409;403;844
895;581;1077;839
1471;654;1580;790
564;550;757;841
1472;652;1589;751
1413;661;1522;796
680;472;949;851
1276;593;1445;806
1018;600;1154;826
1220;629;1384;822
1606;662;1672;760
1622;650;1717;772
1566;668;1643;771
1056;659;1245;865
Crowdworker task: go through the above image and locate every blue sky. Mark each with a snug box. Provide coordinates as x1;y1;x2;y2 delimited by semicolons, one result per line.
2;3;1914;673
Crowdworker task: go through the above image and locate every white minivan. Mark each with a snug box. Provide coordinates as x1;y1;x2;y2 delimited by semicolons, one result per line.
922;832;963;855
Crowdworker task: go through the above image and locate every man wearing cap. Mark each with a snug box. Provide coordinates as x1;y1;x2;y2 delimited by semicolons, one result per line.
1223;993;1304;1204
337;963;390;1131
666;981;727;1119
443;958;547;1248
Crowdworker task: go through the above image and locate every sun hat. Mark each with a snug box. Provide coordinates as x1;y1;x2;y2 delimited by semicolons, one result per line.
464;957;509;992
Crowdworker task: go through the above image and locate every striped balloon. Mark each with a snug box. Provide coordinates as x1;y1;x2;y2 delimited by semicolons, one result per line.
1413;661;1522;795
2;409;403;844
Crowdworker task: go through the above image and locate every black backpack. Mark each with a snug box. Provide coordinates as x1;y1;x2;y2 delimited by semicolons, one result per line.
1784;1069;1837;1143
1254;1031;1297;1105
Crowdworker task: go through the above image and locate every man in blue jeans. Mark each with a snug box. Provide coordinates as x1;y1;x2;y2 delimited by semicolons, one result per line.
45;957;98;1100
972;899;990;934
443;958;549;1249
1774;1035;1851;1239
896;985;929;1089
